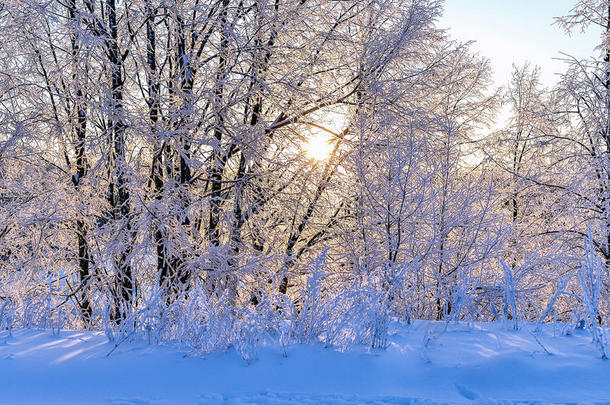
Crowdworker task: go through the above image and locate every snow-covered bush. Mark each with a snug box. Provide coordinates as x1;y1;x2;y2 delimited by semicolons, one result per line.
500;259;519;330
0;296;14;335
292;248;332;343
578;233;608;359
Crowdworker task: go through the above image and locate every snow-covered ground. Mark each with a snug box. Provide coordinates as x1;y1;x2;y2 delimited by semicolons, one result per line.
1;321;609;404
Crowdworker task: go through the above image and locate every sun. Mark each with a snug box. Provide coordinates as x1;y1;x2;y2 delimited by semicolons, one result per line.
305;132;334;161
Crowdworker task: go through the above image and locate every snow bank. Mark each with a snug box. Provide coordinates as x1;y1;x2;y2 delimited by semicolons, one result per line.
1;321;609;404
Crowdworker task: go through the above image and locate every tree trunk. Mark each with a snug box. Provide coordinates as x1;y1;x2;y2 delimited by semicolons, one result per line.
106;0;133;324
68;0;92;326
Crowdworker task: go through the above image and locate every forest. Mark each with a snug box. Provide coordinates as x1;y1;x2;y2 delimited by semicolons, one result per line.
0;0;609;360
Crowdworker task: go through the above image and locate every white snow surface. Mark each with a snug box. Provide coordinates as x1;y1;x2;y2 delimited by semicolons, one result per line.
1;321;609;404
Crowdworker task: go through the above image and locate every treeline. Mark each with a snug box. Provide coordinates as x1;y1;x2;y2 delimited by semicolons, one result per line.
0;0;608;354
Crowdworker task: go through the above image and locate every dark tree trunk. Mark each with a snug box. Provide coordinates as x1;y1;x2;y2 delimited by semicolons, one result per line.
207;0;230;251
106;0;133;324
68;0;92;326
144;0;173;301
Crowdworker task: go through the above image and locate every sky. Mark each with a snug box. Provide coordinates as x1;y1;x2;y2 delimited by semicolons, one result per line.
439;0;602;89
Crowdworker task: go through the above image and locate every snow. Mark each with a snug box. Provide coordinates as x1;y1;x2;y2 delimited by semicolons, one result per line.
1;321;609;404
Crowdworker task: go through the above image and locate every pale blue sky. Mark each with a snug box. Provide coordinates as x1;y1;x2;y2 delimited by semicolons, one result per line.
439;0;601;88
